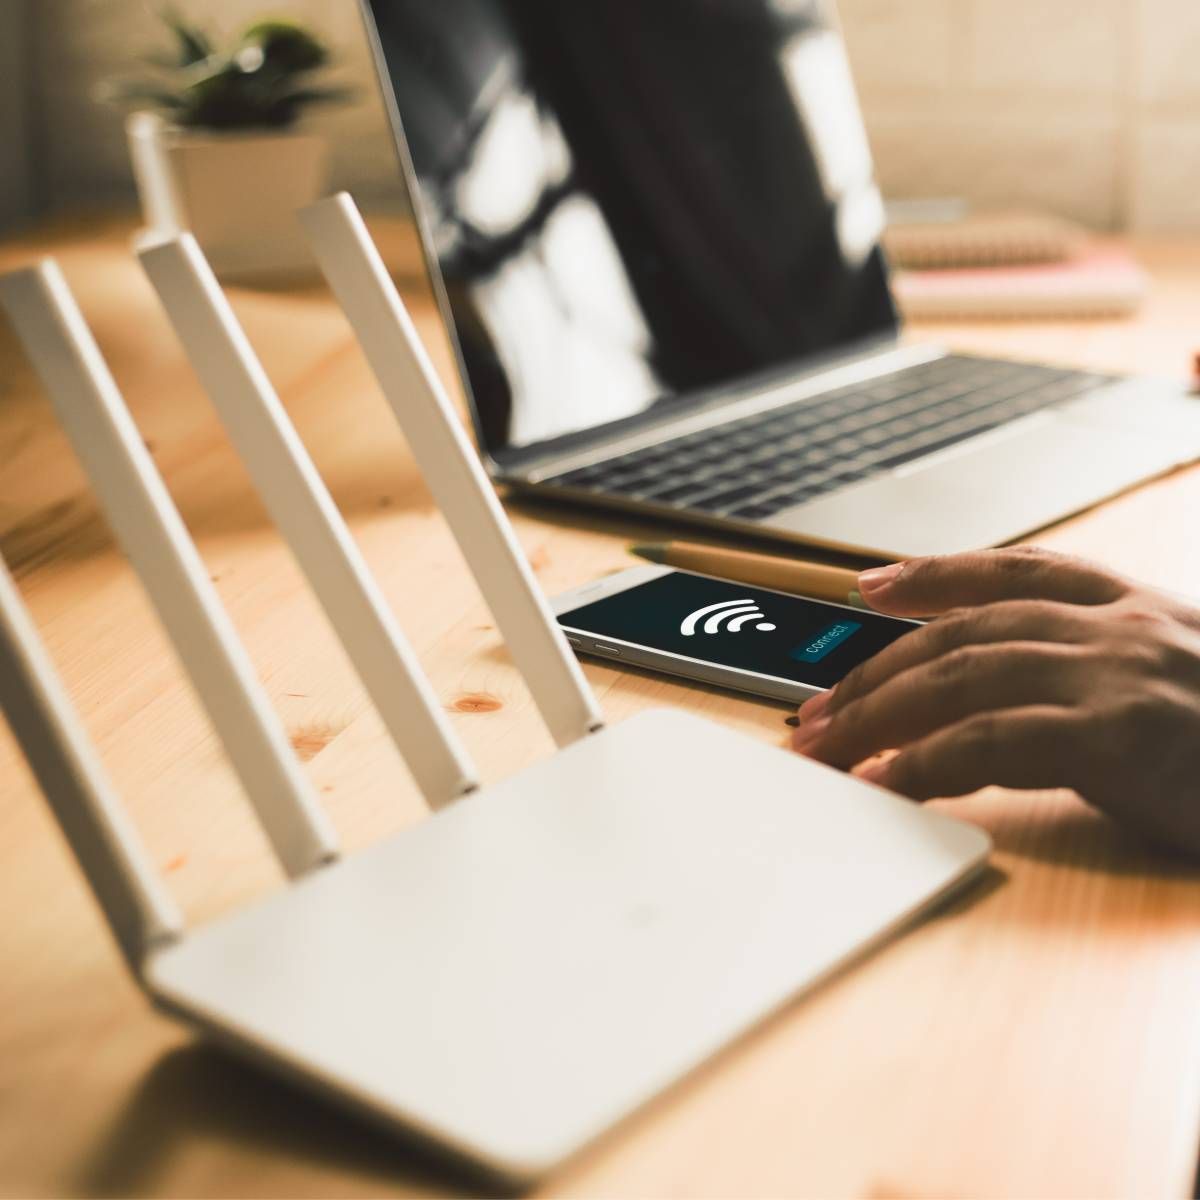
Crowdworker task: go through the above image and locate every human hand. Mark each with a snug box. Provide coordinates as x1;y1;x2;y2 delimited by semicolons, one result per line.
791;547;1200;857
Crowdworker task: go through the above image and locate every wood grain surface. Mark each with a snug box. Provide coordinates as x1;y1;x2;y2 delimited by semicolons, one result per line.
1;216;1199;1199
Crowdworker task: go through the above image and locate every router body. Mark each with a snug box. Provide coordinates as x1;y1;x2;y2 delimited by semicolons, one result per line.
147;708;985;1180
0;197;990;1185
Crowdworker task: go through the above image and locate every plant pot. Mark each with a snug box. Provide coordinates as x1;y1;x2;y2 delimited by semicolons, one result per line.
126;111;328;281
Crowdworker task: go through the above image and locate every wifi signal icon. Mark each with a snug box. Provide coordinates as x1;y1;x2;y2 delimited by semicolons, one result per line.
680;599;777;636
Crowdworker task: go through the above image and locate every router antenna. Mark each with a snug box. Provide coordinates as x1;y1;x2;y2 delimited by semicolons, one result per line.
0;554;184;973
300;194;604;748
0;263;338;878
139;236;479;810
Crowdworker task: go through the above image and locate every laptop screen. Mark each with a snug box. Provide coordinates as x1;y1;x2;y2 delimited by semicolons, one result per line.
362;0;897;463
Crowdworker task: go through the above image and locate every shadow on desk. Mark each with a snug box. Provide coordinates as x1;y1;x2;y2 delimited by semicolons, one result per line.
70;1043;508;1200
502;490;877;569
63;801;1196;1200
61;873;1002;1200
962;791;1200;885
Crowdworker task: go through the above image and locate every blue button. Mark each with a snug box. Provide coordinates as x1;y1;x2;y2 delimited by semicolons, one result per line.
790;620;862;663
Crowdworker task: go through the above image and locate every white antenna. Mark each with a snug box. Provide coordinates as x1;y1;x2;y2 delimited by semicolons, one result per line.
0;553;183;973
300;194;604;748
0;263;338;878
0;220;991;1186
138;236;478;810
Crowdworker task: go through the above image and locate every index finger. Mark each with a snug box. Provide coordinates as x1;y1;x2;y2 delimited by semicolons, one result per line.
857;547;1130;617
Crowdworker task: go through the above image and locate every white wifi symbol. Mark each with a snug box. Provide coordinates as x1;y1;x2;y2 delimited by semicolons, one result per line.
680;598;777;636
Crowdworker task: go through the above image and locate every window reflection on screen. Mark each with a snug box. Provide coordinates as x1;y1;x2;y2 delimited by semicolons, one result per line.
366;0;897;459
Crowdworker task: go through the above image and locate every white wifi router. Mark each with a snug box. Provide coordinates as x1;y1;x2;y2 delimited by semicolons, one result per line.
681;598;777;635
0;194;990;1185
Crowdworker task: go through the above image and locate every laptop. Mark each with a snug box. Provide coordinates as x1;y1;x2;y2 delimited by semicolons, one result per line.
358;0;1200;560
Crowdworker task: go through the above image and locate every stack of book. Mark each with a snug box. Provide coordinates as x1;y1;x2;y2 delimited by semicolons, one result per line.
883;205;1146;320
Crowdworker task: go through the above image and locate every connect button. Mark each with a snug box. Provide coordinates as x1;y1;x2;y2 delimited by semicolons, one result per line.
790;620;862;664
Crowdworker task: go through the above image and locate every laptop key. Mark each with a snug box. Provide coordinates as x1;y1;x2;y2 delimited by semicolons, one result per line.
691;483;771;512
760;489;815;509
606;470;679;494
638;480;719;505
727;503;779;520
558;357;1121;516
554;465;610;486
872;428;990;472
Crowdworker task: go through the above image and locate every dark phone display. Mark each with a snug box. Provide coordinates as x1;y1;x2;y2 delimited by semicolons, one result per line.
364;0;896;459
559;571;914;690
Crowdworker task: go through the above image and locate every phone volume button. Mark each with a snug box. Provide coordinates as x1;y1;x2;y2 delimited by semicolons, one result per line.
566;636;584;649
593;644;622;657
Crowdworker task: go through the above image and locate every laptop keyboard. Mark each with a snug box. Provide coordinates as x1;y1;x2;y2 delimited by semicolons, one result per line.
546;355;1118;521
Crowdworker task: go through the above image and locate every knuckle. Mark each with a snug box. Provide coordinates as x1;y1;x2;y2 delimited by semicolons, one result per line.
959;711;1002;756
1114;600;1172;628
996;547;1053;578
819;706;852;749
884;750;920;796
1106;607;1189;672
928;610;977;652
898;712;1004;798
1114;637;1168;676
831;665;868;707
928;644;977;684
808;704;867;767
980;598;1058;636
1009;545;1055;562
938;606;973;628
1101;686;1176;758
891;556;937;591
1008;597;1062;619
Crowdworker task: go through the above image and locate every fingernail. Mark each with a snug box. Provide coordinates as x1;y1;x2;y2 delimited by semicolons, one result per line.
858;562;904;596
856;756;892;785
791;715;831;753
795;688;834;724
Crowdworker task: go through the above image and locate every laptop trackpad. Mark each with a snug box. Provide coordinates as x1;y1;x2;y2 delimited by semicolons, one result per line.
773;415;1191;559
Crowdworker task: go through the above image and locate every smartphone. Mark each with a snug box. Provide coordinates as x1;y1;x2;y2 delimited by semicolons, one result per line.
553;566;920;705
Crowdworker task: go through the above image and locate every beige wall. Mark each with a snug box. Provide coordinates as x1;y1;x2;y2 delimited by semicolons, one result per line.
20;0;1200;231
839;0;1200;230
29;0;404;214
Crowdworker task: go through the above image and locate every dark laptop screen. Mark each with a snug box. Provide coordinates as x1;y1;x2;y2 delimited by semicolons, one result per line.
363;0;897;462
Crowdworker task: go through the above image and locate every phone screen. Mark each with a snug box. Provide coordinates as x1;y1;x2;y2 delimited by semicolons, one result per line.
559;570;916;690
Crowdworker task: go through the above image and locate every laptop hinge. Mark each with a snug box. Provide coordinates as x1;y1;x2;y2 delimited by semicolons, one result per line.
518;341;944;485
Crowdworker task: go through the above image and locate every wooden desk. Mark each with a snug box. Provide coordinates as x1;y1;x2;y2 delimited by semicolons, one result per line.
2;218;1199;1199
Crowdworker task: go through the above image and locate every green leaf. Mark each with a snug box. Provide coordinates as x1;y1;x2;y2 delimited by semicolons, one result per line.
237;19;329;72
276;85;358;108
157;3;213;67
100;7;348;130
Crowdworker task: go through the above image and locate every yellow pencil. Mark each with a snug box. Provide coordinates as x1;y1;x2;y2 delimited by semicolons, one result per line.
631;541;867;610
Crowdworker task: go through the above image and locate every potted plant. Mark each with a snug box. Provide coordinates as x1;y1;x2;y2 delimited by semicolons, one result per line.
104;7;353;279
